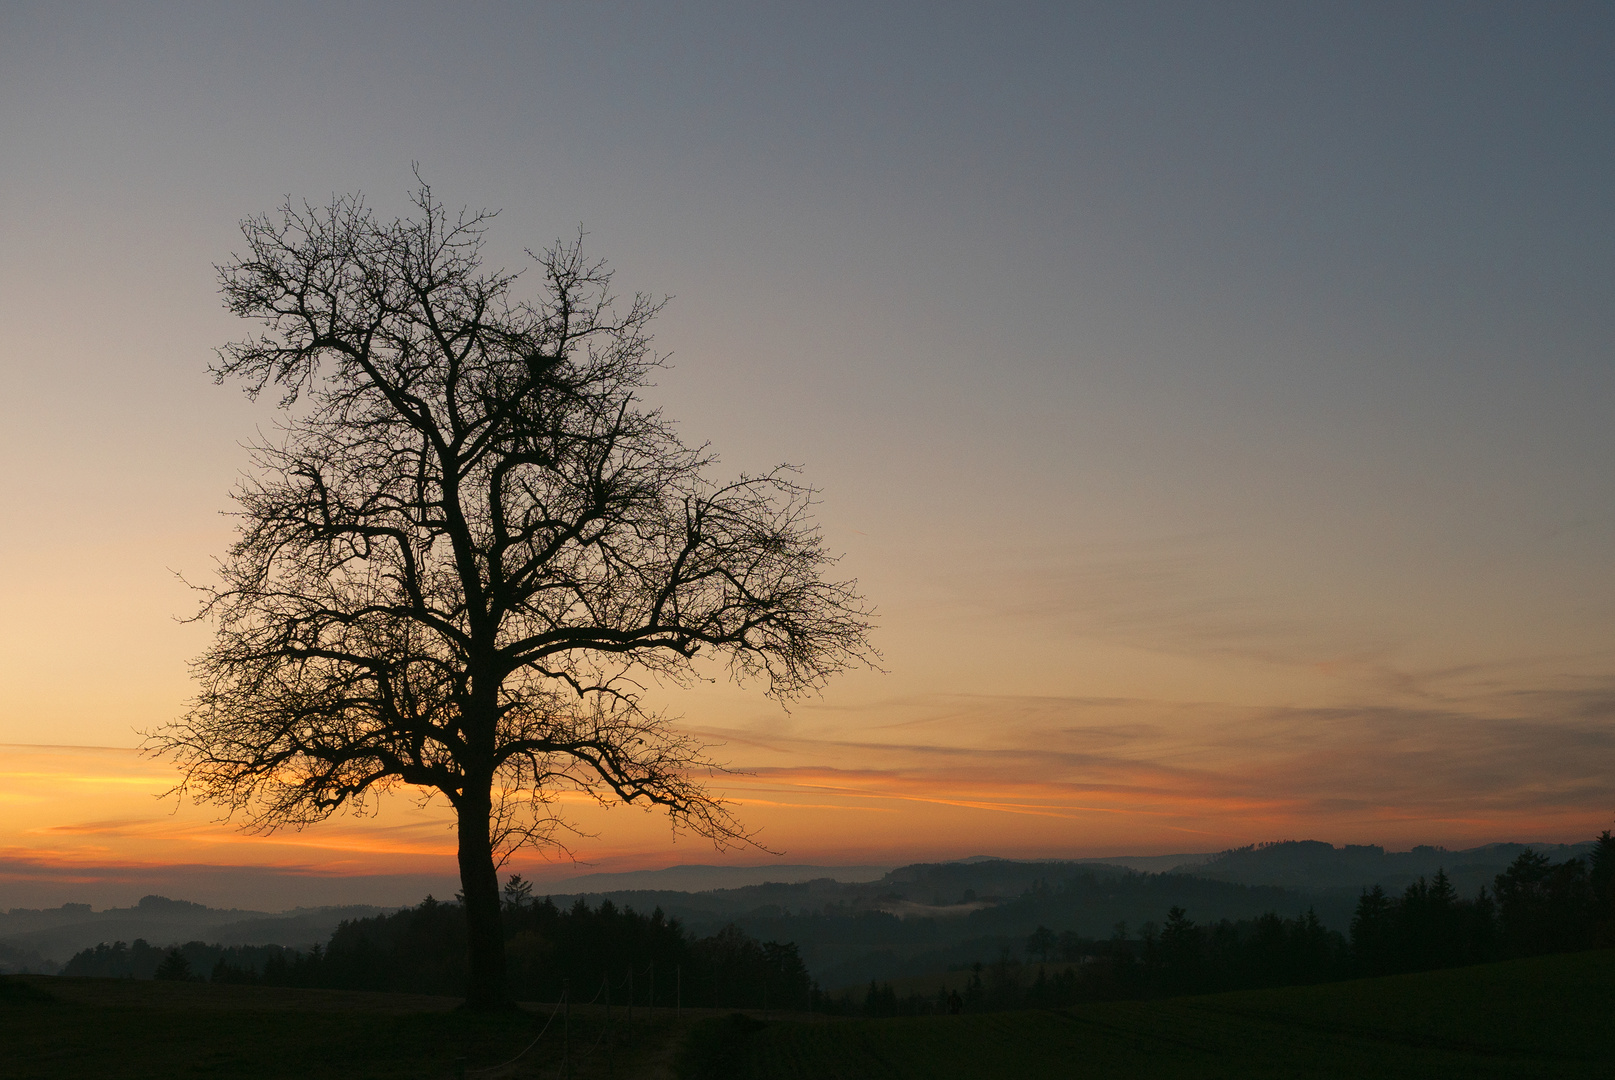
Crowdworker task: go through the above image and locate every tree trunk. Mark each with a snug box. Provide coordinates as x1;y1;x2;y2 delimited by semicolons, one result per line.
457;787;509;1010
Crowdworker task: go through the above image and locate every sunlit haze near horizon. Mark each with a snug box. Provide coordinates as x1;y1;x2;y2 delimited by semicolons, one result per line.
3;2;1614;909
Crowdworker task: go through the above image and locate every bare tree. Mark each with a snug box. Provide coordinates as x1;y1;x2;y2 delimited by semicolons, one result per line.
145;182;874;1009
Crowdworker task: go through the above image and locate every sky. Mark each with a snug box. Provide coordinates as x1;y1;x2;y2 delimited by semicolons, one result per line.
2;2;1614;909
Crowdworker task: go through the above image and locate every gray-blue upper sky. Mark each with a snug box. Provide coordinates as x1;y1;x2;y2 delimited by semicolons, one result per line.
2;2;1613;865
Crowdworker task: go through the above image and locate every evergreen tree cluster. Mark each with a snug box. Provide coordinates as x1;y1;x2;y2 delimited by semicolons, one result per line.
1349;871;1494;975
62;939;299;982
62;877;808;1010
1353;835;1615;975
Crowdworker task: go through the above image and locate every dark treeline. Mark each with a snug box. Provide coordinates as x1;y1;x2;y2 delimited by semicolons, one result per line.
61;877;809;1010
62;939;296;982
835;835;1615;1016
1353;839;1615;974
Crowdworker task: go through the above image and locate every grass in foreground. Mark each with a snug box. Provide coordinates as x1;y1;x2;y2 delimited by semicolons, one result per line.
0;977;691;1079
7;950;1615;1079
679;949;1615;1079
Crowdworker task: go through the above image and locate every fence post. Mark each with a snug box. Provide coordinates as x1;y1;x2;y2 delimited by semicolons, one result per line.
563;978;571;1080
605;973;613;1078
677;964;681;1019
627;965;634;1048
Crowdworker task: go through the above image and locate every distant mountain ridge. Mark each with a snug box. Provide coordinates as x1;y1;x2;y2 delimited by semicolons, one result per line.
531;862;893;893
1171;839;1598;898
0;894;392;973
525;855;1216;896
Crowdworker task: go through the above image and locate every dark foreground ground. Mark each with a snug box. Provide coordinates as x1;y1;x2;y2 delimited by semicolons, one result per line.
684;950;1615;1079
5;950;1615;1079
0;976;702;1080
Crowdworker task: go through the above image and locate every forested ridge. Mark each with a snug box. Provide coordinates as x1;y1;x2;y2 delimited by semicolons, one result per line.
834;832;1615;1015
58;833;1615;1014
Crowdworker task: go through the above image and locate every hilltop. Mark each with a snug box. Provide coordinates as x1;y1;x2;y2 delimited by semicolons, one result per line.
1168;838;1597;896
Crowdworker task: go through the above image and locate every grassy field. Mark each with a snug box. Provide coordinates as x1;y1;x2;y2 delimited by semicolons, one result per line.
682;950;1615;1079
0;976;697;1079
6;950;1615;1079
826;960;1085;1001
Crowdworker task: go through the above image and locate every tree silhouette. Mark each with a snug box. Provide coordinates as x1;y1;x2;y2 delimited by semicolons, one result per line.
146;181;874;1009
154;948;193;982
1494;850;1594;957
1590;829;1615;940
1025;924;1056;964
1158;906;1203;991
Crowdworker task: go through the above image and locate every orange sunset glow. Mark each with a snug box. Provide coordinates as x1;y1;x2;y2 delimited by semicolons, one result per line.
6;674;1611;908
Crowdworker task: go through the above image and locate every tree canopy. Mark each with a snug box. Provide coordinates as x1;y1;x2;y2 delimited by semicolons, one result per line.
147;181;874;1007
